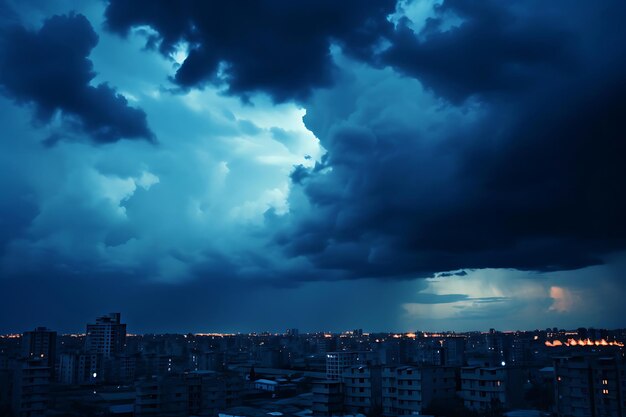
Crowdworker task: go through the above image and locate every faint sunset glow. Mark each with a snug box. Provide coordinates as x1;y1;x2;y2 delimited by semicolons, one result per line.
549;286;579;313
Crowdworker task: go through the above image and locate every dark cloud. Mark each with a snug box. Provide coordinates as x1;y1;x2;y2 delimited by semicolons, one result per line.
0;13;154;143
435;270;468;278
104;0;396;102
2;0;626;332
276;0;626;279
383;0;577;103
409;293;510;305
411;293;468;304
0;182;37;255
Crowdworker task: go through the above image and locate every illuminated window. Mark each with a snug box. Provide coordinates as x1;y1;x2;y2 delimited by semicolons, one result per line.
602;379;608;385
603;389;609;395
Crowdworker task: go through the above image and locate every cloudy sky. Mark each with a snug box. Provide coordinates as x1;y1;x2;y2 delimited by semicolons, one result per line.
1;0;625;334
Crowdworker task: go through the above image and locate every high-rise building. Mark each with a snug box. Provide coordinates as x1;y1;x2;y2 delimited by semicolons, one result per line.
554;353;626;417
12;358;51;417
78;353;101;385
21;327;56;376
85;313;127;358
58;353;78;385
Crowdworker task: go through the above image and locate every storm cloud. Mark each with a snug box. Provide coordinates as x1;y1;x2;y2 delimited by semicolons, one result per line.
1;0;625;332
0;12;154;143
104;0;396;102
276;0;626;279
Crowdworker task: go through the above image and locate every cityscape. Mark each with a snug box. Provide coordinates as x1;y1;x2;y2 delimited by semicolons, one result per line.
2;0;626;416
1;313;625;417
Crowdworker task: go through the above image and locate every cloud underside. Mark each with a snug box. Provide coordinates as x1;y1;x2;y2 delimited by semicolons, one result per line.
95;0;626;280
0;0;625;313
273;0;626;278
104;0;397;102
0;13;154;143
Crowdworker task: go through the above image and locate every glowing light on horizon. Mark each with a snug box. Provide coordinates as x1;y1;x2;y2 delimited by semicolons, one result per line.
545;338;623;347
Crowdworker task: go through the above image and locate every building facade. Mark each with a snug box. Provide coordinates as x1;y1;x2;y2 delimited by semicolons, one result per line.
85;313;127;358
554;354;626;417
11;358;51;417
312;380;343;416
382;365;456;416
326;351;367;381
460;366;524;411
21;328;56;377
342;365;382;415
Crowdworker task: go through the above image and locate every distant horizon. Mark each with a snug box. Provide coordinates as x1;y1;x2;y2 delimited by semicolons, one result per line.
3;322;625;337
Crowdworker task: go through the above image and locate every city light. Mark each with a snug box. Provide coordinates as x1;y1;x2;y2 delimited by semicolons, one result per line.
545;338;624;347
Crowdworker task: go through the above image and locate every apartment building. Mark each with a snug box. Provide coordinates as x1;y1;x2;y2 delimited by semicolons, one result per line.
460;366;524;411
312;380;343;416
382;365;456;416
342;365;382;415
554;353;626;417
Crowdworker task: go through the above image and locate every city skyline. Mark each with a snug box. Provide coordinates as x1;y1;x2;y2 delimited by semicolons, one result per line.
4;314;626;338
1;0;626;334
2;312;625;416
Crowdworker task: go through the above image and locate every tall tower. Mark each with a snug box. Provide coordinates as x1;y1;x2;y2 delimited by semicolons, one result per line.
22;327;57;376
85;313;127;358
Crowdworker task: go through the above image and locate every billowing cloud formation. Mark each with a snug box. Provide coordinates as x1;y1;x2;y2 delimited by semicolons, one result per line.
277;1;626;279
104;0;396;101
1;0;626;333
0;12;154;143
383;0;575;102
549;286;580;313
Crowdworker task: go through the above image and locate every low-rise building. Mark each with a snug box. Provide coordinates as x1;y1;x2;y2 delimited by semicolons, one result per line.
134;375;187;417
342;365;382;415
185;370;242;416
312;380;343;416
382;365;456;416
